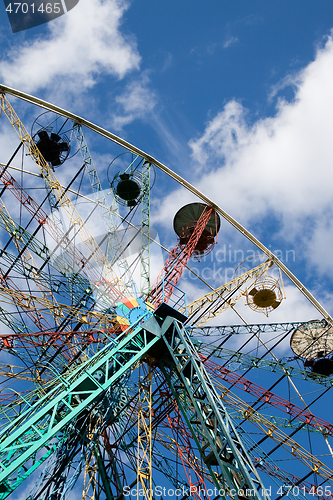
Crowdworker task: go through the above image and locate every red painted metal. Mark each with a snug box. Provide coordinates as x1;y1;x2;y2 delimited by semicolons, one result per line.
0;265;53;332
202;356;333;437
149;206;214;307
0;328;112;351
152;373;209;498
164;404;211;500
0;164;125;302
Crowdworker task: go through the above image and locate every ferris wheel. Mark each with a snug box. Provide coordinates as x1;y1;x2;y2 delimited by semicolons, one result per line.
0;84;332;500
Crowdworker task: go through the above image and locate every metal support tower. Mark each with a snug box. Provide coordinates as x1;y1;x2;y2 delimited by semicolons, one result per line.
137;357;153;500
157;314;270;500
0;308;157;498
73;123;137;297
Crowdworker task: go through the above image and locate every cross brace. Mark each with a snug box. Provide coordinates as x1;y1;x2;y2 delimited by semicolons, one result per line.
0;309;157;498
158;317;270;500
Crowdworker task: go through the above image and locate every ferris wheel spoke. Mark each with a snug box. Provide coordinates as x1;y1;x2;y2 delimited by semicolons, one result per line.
149;368;215;492
158;317;269;499
149;205;218;308
189;321;306;338
202;358;333;437
162;404;213;497
0;97;130;304
1;87;333;500
73;123;139;297
237;431;316;500
205;374;333;484
140;160;151;297
0;166;123;306
0;197;119;315
185;259;285;327
195;340;333;388
0;362;35;382
103;364;212;497
0;204;118;340
0;315;157;498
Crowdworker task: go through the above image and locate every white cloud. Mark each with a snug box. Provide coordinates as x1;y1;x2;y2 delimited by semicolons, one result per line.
111;73;157;130
189;100;250;166
0;0;140;94
191;35;333;220
155;33;333;283
223;36;238;49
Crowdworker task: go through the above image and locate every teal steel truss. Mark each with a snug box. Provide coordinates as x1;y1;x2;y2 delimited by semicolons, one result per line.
158;315;270;500
0;310;158;498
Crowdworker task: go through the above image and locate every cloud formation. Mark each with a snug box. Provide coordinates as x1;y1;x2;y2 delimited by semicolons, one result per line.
154;33;333;282
111;73;157;130
223;36;238;49
0;0;140;94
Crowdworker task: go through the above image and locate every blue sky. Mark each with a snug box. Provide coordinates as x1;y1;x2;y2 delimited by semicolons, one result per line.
1;1;333;497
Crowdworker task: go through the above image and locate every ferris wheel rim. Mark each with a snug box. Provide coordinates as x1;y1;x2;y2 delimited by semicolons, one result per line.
0;85;332;499
0;84;331;326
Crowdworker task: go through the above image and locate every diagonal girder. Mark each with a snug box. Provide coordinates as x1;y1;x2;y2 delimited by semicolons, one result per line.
149;206;214;308
1;84;332;326
0;285;111;328
0;248;95;308
203;357;333;437
158;316;270;500
0;164;124;304
188;321;306;338
0;203;116;312
140;161;151;297
0;96;128;304
185;259;274;327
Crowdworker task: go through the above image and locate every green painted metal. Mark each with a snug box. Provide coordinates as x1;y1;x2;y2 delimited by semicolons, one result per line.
44;179;64;231
73;123;137;297
235;431;308;500
95;446;114;500
0;208;49;260
226;411;324;434
0;304;29;335
0;248;93;308
140;161;150;297
159;317;270;500
0;207;116;311
0;311;158;498
1;85;332;327
97;443;123;499
194;341;333;387
188;321;306;337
